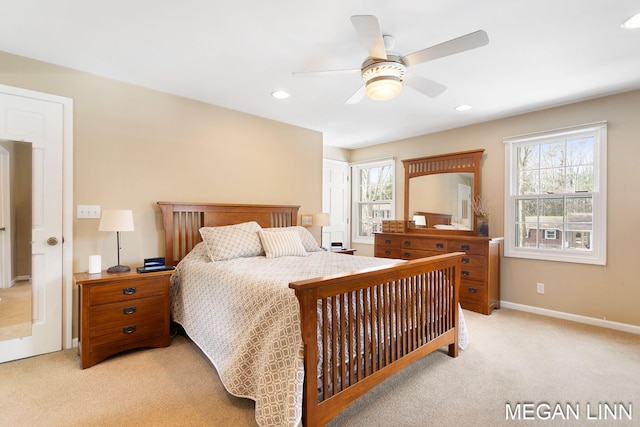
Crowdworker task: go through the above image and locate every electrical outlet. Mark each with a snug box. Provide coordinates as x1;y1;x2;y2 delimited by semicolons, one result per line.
77;205;101;219
536;282;545;294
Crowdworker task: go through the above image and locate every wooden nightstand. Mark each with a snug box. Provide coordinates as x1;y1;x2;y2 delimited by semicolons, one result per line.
74;269;173;369
332;248;356;255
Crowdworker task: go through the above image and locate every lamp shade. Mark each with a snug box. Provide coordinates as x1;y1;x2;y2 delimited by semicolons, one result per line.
313;213;330;227
99;210;135;232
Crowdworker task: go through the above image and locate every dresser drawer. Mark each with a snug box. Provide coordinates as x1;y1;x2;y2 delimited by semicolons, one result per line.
459;265;486;282
401;237;448;252
88;277;167;306
460;254;486;269
459;281;487;302
400;249;443;260
375;233;403;247
375;247;401;258
447;239;487;256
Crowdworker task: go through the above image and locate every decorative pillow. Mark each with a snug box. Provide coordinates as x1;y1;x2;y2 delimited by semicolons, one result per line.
263;226;322;252
258;229;308;259
199;221;263;261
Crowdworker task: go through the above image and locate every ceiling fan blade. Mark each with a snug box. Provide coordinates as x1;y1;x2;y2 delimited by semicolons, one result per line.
402;30;489;67
350;15;387;60
404;73;447;98
292;68;360;77
345;85;366;104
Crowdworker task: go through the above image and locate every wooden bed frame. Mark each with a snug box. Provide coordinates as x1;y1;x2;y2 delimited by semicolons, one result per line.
158;201;462;427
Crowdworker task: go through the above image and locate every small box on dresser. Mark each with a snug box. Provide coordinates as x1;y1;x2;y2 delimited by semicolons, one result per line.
74;269;173;368
375;232;502;315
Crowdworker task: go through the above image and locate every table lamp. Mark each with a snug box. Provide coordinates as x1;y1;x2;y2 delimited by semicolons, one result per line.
313;213;330;249
99;209;134;273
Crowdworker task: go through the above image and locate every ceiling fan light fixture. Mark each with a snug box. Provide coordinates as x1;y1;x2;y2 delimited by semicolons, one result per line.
361;57;406;101
366;77;402;100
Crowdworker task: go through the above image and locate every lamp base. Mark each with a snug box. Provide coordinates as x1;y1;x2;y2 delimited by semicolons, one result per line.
106;265;131;273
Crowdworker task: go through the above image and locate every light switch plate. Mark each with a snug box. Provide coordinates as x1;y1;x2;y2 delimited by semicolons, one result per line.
77;205;101;219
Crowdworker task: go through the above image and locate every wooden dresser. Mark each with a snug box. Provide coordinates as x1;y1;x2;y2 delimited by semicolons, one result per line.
74;269;172;368
375;232;502;315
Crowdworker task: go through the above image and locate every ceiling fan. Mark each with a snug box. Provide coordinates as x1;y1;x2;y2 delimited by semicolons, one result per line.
294;15;489;103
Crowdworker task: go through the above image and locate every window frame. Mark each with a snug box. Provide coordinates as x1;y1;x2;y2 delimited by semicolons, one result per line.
503;122;607;265
351;158;395;245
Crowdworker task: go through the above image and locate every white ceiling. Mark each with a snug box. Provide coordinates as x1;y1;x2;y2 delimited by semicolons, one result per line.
1;1;639;149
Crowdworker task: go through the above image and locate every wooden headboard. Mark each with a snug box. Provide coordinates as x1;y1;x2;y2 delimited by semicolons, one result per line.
157;202;300;266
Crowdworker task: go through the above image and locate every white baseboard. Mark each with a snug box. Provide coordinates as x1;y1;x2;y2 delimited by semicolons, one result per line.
500;301;640;335
71;338;78;349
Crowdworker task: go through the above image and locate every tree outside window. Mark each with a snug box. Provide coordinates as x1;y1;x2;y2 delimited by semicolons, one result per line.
352;159;394;244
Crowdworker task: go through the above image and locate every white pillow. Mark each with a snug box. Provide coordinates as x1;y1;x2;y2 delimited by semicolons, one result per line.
199;221;263;261
263;226;322;252
258;229;308;259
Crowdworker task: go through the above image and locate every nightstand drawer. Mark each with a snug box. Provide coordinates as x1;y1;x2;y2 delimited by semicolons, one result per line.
88;277;167;306
89;295;166;325
89;310;166;347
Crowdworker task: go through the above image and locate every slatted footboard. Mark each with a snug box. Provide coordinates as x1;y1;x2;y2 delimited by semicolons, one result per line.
289;252;463;427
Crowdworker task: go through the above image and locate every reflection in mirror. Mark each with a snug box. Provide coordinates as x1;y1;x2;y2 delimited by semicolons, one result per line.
408;173;474;230
403;149;484;235
0;139;32;341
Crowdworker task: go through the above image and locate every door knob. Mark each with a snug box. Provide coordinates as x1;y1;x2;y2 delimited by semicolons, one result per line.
47;237;59;246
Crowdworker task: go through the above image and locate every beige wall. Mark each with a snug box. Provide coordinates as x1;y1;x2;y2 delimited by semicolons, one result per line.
0;51;323;337
350;89;640;328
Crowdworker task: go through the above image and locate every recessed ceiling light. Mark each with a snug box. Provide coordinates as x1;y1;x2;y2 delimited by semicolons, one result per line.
271;90;290;99
455;104;472;111
621;12;640;29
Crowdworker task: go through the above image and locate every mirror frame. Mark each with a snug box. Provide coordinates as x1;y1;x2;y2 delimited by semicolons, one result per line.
403;149;484;235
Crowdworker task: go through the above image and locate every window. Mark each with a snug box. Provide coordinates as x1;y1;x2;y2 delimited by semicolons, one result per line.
352;158;395;244
504;122;607;265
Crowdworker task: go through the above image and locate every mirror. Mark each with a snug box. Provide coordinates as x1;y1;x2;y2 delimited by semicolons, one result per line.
403;149;483;235
0;139;32;340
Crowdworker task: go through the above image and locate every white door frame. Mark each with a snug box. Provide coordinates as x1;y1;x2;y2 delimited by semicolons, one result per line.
0;83;74;350
0;145;10;288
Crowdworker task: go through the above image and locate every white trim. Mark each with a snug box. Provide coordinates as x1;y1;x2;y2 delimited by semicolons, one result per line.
0;84;74;350
500;301;640;335
351;157;395;244
503;122;607;265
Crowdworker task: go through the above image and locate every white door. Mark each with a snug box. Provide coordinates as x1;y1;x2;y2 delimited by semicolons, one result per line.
322;160;351;249
0;88;67;362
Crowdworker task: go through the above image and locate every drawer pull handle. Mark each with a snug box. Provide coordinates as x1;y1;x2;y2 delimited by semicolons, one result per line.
461;245;470;251
123;325;137;334
403;252;412;257
385;250;391;255
436;243;444;249
462;258;470;264
385;239;392;244
462;271;470;277
403;241;411;246
122;287;137;295
468;287;478;293
123;306;137;315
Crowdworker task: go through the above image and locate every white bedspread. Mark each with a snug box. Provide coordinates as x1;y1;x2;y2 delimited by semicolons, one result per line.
170;243;467;427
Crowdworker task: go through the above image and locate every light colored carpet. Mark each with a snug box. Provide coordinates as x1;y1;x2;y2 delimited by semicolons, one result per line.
0;280;31;340
1;308;638;426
